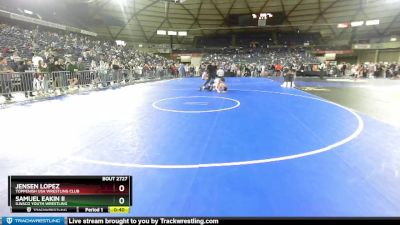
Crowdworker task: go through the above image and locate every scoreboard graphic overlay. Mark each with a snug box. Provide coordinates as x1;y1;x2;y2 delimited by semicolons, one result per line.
8;176;132;213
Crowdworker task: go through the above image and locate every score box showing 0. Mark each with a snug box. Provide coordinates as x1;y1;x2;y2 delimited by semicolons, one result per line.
8;176;132;213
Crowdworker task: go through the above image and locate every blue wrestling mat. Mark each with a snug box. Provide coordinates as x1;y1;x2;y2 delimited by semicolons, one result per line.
0;78;399;216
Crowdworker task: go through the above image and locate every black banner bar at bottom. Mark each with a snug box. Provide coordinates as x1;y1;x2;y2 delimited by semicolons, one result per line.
66;217;400;225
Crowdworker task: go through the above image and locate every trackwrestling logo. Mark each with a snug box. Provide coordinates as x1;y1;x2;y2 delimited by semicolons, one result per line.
2;217;64;225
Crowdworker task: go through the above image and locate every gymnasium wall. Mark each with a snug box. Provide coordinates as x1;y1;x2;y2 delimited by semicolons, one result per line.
355;49;400;63
378;50;400;63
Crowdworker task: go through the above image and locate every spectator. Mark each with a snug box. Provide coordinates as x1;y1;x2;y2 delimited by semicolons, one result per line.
217;66;224;78
0;56;14;100
17;60;35;98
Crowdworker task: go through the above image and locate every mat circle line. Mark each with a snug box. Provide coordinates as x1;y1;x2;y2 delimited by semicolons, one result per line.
69;89;364;169
152;96;241;113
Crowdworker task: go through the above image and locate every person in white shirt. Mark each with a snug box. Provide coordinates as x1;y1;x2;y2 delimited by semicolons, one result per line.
231;63;237;75
367;64;375;78
195;65;200;76
32;54;43;71
216;67;224;78
261;65;266;76
136;65;143;77
184;64;189;75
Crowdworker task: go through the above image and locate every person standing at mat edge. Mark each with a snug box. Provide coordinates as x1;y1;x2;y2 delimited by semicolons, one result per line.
281;67;296;88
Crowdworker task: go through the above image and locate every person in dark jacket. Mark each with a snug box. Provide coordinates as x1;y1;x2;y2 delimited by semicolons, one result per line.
201;62;217;91
17;60;35;98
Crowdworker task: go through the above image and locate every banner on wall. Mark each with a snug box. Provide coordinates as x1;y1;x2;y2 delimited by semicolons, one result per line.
325;53;336;60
